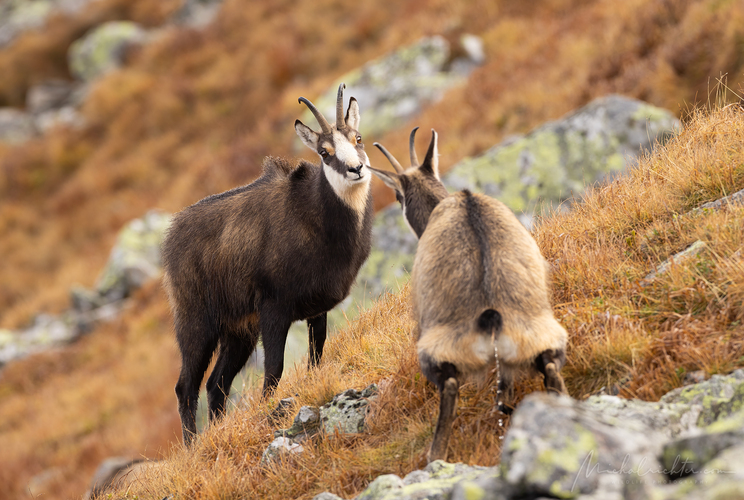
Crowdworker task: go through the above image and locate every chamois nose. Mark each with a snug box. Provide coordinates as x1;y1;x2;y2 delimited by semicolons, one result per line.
348;164;363;176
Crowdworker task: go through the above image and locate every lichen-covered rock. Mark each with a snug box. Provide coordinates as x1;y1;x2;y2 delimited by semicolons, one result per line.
339;204;418;319
304;35;483;139
264;385;378;465
1;211;172;369
450;469;506;500
312;371;744;500
661;411;744;478
0;107;37;144
313;461;498;500
660;370;744;426
274;405;321;442
320;384;379;435
0;0;54;48
344;96;679;324
0;314;78;367
445;95;680;226
92;210;172;303
68;21;147;81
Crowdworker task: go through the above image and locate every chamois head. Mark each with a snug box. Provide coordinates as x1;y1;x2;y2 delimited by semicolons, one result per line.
295;83;370;210
370;128;449;237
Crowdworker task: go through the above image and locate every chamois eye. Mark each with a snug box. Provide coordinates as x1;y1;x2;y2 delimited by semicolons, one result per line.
320;149;329;158
356;135;362;144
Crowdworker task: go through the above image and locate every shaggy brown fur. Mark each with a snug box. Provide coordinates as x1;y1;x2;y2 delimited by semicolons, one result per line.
162;85;374;446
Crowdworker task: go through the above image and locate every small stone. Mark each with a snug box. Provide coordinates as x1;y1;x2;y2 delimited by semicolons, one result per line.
260;437;304;465
683;370;707;386
0;108;37;144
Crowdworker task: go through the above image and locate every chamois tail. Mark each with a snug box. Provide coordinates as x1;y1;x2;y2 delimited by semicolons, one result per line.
464;190;501;337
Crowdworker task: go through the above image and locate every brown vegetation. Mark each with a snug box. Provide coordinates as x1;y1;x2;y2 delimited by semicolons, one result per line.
95;104;741;500
1;0;744;498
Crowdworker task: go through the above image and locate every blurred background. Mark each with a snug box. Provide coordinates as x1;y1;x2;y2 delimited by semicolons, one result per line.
1;0;743;497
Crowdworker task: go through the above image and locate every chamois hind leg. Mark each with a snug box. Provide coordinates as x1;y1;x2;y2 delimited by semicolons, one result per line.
307;312;327;368
535;349;567;395
428;375;459;463
259;305;292;396
174;316;219;447
206;330;257;421
420;357;460;463
497;368;515;415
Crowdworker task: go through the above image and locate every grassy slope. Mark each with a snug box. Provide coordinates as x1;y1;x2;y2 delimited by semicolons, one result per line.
0;0;744;498
118;105;744;499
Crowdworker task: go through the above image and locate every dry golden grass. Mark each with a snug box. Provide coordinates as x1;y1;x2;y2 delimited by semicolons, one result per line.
99;104;744;500
537;103;744;399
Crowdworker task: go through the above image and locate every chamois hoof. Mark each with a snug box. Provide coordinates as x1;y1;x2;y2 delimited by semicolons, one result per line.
544;362;568;395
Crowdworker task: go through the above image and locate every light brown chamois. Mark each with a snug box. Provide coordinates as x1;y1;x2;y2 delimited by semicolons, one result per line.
162;84;374;446
370;128;567;462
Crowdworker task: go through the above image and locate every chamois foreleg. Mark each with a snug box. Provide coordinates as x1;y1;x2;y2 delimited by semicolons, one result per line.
174;316;219;447
260;305;292;396
307;312;327;368
535;349;567;395
206;331;258;421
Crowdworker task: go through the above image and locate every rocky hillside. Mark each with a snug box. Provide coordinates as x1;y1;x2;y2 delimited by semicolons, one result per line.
1;0;744;498
104;105;744;499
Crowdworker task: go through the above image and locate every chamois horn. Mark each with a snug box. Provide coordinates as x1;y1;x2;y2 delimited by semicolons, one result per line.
298;96;332;134
409;126;420;167
373;142;404;174
336;83;346;130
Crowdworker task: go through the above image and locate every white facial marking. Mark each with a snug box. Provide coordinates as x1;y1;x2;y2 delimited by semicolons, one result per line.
323;164;370;216
333;130;366;173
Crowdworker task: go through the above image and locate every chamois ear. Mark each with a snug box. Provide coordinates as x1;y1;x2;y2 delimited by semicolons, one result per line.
345;97;361;131
295;119;319;150
368;165;404;194
420;129;440;180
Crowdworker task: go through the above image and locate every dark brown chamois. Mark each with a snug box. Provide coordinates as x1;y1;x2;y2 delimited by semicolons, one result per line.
162;84;374;446
370;128;567;462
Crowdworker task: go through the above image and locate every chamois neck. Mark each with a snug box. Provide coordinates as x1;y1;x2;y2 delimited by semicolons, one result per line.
407;183;448;238
320;162;371;218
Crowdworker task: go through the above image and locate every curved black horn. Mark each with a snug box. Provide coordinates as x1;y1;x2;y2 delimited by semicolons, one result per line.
409;127;420;167
374;142;404;174
336;83;346;130
298;96;331;134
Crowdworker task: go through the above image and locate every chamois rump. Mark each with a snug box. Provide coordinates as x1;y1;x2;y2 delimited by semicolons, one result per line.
370;128;568;462
162;84;374;446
